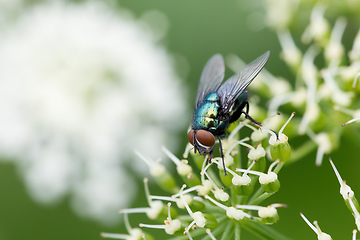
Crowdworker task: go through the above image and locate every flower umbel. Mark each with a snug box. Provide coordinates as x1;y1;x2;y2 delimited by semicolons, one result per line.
229;2;360;167
103;115;294;239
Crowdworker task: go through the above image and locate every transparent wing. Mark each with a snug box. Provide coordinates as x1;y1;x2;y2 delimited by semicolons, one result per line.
195;54;225;107
216;51;270;113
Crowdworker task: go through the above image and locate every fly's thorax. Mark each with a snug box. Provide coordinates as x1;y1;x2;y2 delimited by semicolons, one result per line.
195;101;219;119
194;92;220;118
193;116;218;132
193;100;219;131
203;92;219;102
192;92;229;134
192;115;229;135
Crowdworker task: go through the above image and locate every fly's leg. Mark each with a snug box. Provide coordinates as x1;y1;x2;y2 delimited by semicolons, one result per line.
193;130;197;154
245;101;250;114
242;102;279;139
207;150;213;164
242;101;262;126
242;110;262;126
218;136;227;176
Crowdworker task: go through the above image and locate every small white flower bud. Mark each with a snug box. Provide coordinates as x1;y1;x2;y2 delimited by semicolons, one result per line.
146;200;163;219
232;174;251;186
197;180;213;196
318;233;332;240
214;189;229;202
165;219;181;235
248;145;266;160
259;172;278;185
251;129;268;142
129;228;143;239
226;207;245;221
176;194;192;209
340;183;354;200
269;133;288;146
215;155;234;170
177;160;192;176
258;206;277;218
149;163;165;176
193;211;206;228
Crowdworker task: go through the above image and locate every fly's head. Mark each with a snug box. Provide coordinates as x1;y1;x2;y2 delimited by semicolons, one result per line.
187;129;215;155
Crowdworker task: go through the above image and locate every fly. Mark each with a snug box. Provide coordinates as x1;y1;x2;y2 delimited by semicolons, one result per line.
187;51;270;175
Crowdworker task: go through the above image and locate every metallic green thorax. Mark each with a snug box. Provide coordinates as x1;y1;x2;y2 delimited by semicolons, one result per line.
192;91;248;136
192;92;228;135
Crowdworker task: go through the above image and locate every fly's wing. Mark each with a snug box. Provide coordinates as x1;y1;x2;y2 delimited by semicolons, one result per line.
195;54;225;107
216;51;270;113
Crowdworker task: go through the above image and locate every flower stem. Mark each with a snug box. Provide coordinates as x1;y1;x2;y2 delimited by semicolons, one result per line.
249;192;276;205
243;221;294;240
220;221;234;240
234;222;241;240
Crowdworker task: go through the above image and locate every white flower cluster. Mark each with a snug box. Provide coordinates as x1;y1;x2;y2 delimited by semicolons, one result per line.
102;115;294;239
0;1;187;223
229;3;360;166
257;1;360;238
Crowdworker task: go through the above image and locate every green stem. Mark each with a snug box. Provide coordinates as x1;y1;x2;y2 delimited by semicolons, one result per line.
243;221;294;240
240;195;249;205
234;222;241;240
231;184;237;206
207;167;223;188
273;162;284;174
249;192;275;205
204;202;228;215
248;186;265;204
220;221;235;240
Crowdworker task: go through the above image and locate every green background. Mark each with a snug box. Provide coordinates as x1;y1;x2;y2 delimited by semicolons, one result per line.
0;0;359;239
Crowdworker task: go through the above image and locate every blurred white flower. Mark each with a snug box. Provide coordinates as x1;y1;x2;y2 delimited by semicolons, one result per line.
0;1;187;224
264;0;299;30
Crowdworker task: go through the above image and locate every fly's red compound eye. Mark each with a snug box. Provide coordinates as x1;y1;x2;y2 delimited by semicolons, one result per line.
187;130;195;145
188;129;215;147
